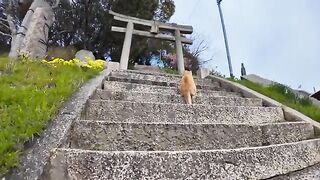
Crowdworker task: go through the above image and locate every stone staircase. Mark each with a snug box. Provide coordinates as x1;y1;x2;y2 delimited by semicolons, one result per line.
42;70;320;179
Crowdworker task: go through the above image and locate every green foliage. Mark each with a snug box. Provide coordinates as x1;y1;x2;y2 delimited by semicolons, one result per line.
233;79;320;121
154;0;176;22
0;56;99;176
209;69;226;78
161;67;178;75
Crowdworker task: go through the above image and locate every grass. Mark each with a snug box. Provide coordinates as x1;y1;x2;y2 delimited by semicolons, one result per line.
0;56;99;176
231;79;320;122
161;67;179;75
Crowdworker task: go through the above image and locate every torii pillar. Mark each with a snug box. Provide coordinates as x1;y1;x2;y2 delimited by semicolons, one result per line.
119;21;134;70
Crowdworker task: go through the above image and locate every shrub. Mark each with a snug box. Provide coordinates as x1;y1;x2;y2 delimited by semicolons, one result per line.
233;79;320;121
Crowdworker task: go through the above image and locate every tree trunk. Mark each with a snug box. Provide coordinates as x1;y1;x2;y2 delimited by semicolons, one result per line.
19;7;54;59
9;0;51;60
6;15;17;44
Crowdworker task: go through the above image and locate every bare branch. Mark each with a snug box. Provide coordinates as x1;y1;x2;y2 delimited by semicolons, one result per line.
191;39;209;58
200;56;214;65
51;0;60;8
0;3;7;9
58;29;73;35
71;0;77;6
0;17;9;23
0;21;10;30
0;30;12;37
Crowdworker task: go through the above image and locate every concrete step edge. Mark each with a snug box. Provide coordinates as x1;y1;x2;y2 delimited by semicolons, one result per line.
103;80;231;93
107;76;220;88
85;100;284;124
94;89;246;98
76;119;309;126
68;120;313;151
92;89;261;106
114;70;215;82
56;138;320;153
45;138;320;179
116;70;182;78
86;99;275;108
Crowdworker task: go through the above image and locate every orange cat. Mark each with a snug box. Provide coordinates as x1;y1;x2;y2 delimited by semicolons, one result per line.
179;70;197;104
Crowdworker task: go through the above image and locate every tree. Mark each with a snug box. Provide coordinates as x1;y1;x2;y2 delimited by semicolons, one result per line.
0;0;18;53
0;0;175;62
154;0;175;22
0;0;59;59
47;0;175;62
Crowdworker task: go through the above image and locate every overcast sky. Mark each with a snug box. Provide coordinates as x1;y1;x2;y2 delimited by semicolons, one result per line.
170;0;320;93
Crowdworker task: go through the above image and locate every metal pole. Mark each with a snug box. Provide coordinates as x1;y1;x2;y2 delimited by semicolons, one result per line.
217;0;234;78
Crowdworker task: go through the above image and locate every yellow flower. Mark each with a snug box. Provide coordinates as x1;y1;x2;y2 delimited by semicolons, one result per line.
88;60;94;66
81;64;92;69
50;58;59;64
20;56;105;71
95;60;105;64
73;59;80;63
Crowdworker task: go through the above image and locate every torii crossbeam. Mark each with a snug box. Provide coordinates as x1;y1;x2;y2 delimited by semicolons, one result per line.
109;10;193;74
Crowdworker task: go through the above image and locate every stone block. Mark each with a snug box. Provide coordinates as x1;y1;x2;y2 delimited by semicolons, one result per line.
91;89;261;106
242;74;274;86
111;71;215;86
269;162;320;180
107;76;221;90
85;100;285;124
105;61;119;71
133;64;162;73
103;81;240;97
44;139;320;179
197;68;210;79
75;49;95;61
67;120;314;151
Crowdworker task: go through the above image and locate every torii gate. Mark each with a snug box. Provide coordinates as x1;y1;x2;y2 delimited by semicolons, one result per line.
109;10;193;74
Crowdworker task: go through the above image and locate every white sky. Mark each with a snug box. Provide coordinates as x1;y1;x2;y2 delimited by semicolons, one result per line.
170;0;320;93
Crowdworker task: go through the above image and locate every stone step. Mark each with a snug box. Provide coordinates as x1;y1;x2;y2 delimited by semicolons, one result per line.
111;70;214;86
84;100;285;124
121;70;213;83
268;162;320;180
118;69;183;78
44;139;320;179
92;89;262;106
108;73;220;90
103;81;240;97
67;120;314;151
107;76;221;91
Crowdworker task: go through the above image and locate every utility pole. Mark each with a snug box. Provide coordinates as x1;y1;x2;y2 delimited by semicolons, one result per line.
217;0;234;78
